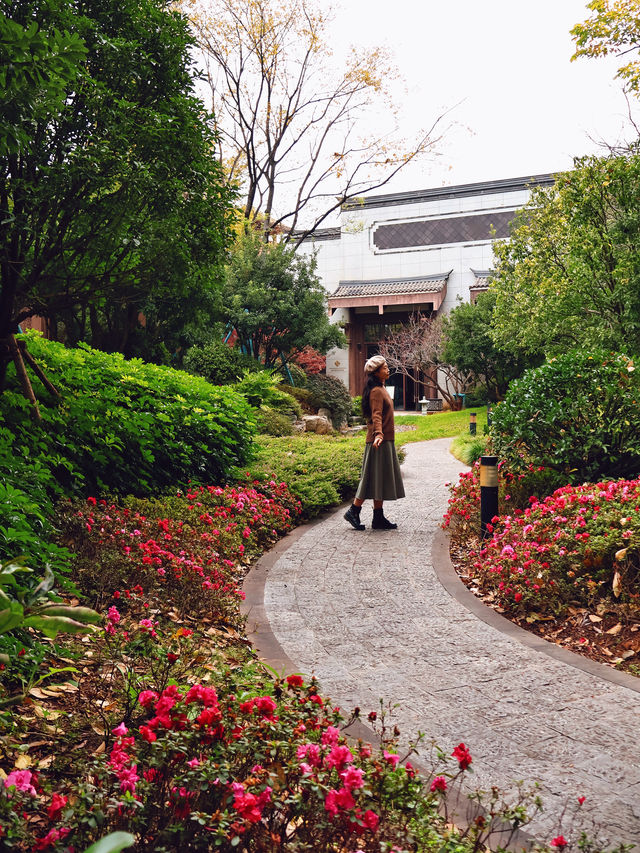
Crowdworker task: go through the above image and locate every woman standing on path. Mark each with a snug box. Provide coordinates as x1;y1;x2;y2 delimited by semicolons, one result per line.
344;355;405;530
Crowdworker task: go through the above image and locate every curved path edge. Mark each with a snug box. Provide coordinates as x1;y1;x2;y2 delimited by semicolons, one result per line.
241;509;537;852
431;527;640;696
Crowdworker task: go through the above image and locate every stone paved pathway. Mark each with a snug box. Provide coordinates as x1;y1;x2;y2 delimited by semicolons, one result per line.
251;438;640;847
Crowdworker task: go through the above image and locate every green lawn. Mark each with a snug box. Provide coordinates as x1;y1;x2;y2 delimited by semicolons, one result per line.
395;406;488;445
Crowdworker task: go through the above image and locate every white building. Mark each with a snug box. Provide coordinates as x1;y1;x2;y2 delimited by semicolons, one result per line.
300;173;553;408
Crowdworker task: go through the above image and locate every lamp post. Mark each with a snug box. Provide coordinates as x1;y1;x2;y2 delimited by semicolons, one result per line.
469;412;477;435
480;456;499;538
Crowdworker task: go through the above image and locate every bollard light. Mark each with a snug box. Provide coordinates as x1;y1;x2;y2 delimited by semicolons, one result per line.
487;403;492;427
469;412;477;435
480;455;499;538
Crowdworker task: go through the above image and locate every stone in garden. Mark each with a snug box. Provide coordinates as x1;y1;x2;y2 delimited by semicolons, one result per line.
302;414;332;434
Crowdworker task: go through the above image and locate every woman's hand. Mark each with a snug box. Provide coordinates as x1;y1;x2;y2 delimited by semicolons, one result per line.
373;435;383;449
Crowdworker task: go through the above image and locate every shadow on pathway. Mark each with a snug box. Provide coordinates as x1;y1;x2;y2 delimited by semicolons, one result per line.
242;438;640;847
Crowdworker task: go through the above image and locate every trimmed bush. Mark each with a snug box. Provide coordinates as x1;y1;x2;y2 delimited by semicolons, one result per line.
255;407;295;436
183;341;257;385
246;434;365;517
4;334;255;502
305;373;352;428
490;350;640;488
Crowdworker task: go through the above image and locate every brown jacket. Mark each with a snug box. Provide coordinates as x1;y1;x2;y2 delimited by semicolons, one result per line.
365;385;395;443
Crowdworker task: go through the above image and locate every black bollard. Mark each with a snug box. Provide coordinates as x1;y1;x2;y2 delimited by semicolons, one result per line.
469;412;477;435
487;403;492;427
480;455;499;538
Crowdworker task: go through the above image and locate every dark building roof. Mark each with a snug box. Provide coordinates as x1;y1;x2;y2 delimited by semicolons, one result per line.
470;269;492;289
332;272;451;299
343;174;555;211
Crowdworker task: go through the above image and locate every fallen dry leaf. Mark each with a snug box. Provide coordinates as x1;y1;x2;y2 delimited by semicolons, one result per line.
606;623;623;636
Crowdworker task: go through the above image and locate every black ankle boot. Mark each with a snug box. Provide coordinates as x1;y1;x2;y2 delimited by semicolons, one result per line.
372;508;397;530
344;504;365;530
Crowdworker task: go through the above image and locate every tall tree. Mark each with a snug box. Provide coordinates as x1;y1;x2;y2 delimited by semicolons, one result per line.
220;230;344;367
0;0;234;389
490;154;640;358
181;0;446;243
572;0;640;94
441;291;540;401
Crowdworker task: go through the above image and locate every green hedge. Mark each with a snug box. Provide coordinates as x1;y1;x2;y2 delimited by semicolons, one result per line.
4;332;256;501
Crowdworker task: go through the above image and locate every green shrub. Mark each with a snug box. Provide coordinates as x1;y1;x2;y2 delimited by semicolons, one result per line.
183;341;257;385
279;362;307;388
255;407;294;437
351;395;363;418
490;350;640;488
246;434;365;517
305;373;352;428
279;384;315;411
234;371;301;418
4;334;255;502
463;385;489;407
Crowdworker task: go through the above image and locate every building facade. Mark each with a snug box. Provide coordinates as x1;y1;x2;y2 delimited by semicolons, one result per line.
300;173;553;408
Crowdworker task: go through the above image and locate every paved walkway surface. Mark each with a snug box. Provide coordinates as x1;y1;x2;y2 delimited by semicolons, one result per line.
247;439;640;847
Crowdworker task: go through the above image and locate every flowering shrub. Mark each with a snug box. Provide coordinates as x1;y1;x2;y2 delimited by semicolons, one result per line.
60;482;301;616
451;476;640;613
0;665;491;852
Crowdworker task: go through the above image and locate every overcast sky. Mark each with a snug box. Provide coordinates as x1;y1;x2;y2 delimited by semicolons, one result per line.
323;0;632;192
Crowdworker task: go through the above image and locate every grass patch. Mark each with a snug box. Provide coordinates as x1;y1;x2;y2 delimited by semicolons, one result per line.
395;406;487;445
245;433;365;517
450;432;490;466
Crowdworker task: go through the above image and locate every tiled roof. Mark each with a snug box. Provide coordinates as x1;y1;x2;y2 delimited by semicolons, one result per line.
470;269;492;289
332;272;451;299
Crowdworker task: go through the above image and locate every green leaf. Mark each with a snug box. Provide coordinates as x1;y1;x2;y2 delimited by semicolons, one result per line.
36;605;101;624
82;832;136;853
22;614;96;639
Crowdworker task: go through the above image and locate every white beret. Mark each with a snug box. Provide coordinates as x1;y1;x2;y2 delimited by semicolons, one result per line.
364;355;387;374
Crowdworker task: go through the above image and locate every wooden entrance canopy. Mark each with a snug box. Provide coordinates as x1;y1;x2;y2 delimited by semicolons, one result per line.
328;272;452;396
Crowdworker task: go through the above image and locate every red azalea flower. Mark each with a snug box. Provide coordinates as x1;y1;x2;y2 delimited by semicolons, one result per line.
551;836;568;850
452;742;472;770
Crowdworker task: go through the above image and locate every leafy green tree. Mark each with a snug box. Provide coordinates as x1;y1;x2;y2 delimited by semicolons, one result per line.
490;154;640;358
442;292;539;400
0;0;234;391
572;0;640;94
220;231;345;367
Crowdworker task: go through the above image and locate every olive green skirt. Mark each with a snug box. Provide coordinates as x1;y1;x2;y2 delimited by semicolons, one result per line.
354;441;405;502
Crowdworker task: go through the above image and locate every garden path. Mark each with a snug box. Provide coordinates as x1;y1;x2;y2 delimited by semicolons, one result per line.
243;438;640;847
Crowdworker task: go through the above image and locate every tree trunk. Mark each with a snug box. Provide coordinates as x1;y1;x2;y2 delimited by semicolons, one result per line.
6;334;41;420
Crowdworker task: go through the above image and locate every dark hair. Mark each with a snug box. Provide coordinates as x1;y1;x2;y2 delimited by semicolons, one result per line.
361;374;383;420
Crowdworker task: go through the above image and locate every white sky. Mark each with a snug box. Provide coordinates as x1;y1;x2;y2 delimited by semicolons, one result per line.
322;0;632;191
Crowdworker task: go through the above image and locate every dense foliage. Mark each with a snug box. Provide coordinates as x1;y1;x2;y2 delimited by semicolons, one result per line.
0;335;255;577
246;435;365;517
1;0;233;360
304;373;353;428
183;342;257;385
490;350;640;487
491;155;640;358
442;291;539;400
220;232;344;368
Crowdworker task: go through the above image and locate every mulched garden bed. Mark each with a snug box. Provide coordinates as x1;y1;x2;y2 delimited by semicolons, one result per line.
450;542;640;678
